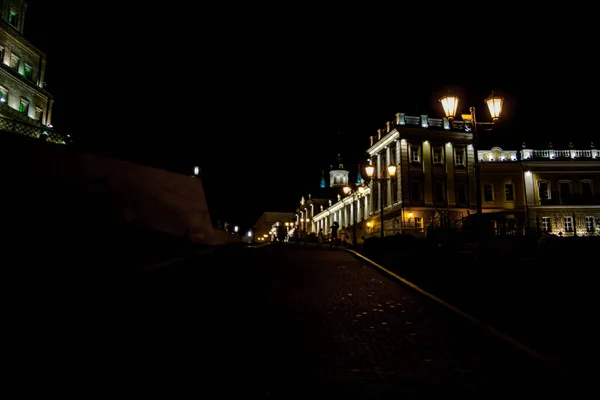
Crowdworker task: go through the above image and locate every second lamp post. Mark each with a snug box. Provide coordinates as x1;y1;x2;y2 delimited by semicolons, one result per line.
365;163;397;238
438;92;503;222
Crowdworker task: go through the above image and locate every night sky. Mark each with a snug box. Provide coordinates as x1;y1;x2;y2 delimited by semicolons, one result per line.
23;1;596;231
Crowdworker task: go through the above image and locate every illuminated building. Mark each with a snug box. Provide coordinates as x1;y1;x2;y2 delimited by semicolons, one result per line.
309;113;600;239
0;0;62;142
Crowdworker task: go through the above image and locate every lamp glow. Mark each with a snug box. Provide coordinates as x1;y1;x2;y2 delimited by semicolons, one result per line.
387;164;397;177
439;95;459;120
485;93;504;121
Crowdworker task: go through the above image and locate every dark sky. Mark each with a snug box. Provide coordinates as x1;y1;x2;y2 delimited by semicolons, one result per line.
23;1;597;231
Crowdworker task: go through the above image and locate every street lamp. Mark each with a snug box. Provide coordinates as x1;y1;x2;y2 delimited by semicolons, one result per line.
343;184;366;247
364;164;397;238
439;92;504;228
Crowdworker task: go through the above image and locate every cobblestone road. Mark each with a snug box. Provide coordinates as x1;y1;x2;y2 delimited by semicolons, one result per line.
103;243;578;398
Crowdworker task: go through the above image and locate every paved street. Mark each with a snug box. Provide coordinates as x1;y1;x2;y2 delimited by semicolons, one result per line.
27;243;578;397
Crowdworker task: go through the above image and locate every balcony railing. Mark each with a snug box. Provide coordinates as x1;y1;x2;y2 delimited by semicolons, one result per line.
0;114;67;144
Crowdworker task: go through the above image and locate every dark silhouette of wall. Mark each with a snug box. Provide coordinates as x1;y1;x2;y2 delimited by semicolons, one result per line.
0;133;239;274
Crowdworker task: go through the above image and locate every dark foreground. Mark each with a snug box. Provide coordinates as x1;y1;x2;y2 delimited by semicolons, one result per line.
12;243;582;397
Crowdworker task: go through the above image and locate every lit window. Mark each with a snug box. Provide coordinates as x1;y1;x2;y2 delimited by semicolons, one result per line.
19;98;29;114
542;217;551;232
585;216;595;232
0;85;8;103
8;9;18;27
564;216;573;232
23;63;33;80
455;149;465;166
410;145;420;163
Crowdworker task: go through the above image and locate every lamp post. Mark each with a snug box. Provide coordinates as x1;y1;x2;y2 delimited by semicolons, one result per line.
343;184;366;247
439;92;503;230
365;163;397;238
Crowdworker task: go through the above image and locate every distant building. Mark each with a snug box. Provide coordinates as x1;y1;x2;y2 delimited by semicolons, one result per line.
252;212;296;242
0;0;63;143
308;113;600;239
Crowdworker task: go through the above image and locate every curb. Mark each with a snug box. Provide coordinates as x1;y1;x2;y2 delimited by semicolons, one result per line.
345;248;564;372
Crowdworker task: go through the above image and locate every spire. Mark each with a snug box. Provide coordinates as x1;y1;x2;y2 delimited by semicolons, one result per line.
336;153;343;169
320;170;326;188
356;164;362;185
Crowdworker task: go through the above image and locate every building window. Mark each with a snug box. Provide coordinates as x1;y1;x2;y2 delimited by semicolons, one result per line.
23;63;33;80
559;180;572;204
483;183;494;202
8;8;18;27
455;148;465;166
538;181;550;201
505;183;515;202
564;216;573;232
434;181;445;203
0;46;4;64
542;217;551;232
10;53;19;69
19;98;29;114
0;85;8;103
581;180;593;202
411;181;421;202
410;145;420;163
35;106;44;122
413;217;422;229
586;216;595;232
456;182;467;205
433;147;443;164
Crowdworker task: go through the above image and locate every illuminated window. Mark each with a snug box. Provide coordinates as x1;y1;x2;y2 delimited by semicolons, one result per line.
414;217;422;229
8;8;18;27
23;63;33;80
455;148;465;166
410;145;420;163
483;184;494;202
19;98;29;114
585;216;595;232
433;147;444;164
564;216;573;232
505;183;515;202
0;85;8;102
542;217;551;232
9;53;19;69
538;181;550;201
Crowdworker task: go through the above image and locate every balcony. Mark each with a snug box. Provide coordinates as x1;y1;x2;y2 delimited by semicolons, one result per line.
0;113;67;144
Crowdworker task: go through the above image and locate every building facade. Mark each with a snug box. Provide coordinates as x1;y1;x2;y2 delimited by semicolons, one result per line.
309;113;600;240
0;0;62;143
